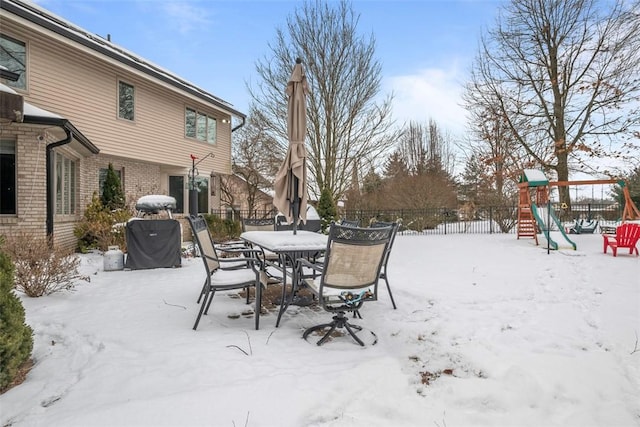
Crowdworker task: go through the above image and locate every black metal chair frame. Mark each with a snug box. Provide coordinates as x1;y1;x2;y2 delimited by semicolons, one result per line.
370;221;400;309
297;223;393;346
188;215;265;330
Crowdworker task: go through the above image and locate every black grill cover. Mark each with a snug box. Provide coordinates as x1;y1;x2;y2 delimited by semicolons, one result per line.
125;219;181;269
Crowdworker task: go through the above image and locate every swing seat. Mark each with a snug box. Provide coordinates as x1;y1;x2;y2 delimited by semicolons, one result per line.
569;219;598;234
603;223;640;257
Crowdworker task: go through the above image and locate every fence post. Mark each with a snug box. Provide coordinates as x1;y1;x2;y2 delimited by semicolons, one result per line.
489;206;493;234
443;208;447;235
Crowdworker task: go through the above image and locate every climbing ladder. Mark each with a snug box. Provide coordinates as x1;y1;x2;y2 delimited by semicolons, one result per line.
517;186;538;243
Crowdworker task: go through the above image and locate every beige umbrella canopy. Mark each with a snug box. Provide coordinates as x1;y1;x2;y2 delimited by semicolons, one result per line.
273;58;309;233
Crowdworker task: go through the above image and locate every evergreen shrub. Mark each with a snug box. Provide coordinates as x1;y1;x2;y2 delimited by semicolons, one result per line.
0;237;34;392
317;188;337;232
74;192;130;252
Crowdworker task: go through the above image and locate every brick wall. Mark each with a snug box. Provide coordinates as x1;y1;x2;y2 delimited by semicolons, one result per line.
0;125;48;242
1;125;167;252
81;155;162;211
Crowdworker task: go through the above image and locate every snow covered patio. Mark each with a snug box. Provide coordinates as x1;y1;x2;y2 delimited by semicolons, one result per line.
1;232;639;426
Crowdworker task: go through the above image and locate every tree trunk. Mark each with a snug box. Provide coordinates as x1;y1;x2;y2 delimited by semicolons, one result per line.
556;148;570;210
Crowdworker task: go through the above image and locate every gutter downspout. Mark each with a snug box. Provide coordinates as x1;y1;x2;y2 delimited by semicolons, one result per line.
46;128;72;245
231;115;246;133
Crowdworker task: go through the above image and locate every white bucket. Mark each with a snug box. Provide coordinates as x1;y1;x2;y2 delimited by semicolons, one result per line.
104;245;124;271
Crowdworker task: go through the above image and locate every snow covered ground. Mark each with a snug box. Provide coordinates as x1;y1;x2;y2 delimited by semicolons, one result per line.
1;232;639;426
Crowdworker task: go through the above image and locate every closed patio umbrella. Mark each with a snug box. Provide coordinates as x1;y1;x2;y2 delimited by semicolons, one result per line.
273;58;309;234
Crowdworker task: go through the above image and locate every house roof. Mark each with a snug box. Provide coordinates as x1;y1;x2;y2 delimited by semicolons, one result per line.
1;0;246;122
1;82;99;155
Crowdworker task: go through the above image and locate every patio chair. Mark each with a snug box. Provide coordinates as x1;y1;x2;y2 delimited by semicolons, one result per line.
602;223;640;257
370;220;400;309
241;217;282;283
187;215;265;330
275;215;322;232
242;217;275;232
297;223;393;346
339;219;360;227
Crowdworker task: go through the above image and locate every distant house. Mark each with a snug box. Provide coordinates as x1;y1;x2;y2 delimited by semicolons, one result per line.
220;172;274;218
0;0;245;249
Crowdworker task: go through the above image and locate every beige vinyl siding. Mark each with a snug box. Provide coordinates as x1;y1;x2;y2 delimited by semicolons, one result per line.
2;22;233;177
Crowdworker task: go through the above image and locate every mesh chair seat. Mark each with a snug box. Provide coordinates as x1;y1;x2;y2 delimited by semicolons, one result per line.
210;268;259;287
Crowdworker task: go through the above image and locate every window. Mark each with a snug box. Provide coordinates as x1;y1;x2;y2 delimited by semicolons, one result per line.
118;81;135;120
168;175;206;214
169;176;185;214
185;107;216;143
98;167;123;196
0;139;16;214
55;153;77;215
0;34;26;90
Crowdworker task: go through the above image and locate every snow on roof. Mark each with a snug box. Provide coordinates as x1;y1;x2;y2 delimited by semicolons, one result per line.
521;169;549;186
23;102;63;119
6;0;240;115
0;82;17;94
523;169;548;182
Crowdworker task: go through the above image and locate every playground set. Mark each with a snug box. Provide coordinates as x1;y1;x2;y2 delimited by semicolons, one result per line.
517;169;640;250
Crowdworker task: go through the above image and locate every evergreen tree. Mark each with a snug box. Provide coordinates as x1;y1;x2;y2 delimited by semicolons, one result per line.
317;188;337;233
101;163;125;210
612;165;640;207
384;151;409;180
0;238;33;391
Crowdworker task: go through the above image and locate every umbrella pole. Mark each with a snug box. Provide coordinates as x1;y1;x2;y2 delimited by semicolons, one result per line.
292;175;299;235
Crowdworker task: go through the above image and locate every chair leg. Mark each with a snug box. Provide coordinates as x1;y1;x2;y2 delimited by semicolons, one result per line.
343;322;365;346
383;274;397;309
303;312;366;346
193;290;210;330
303;322;339;346
254;284;261;330
196;278;207;303
204;289;217;314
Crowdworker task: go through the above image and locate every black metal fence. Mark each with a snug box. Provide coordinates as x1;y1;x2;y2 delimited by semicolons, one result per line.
209;202;622;235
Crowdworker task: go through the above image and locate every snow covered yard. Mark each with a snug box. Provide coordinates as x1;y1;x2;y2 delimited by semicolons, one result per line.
1;233;639;426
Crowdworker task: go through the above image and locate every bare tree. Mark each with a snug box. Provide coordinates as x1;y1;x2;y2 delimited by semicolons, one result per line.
349;120;459;212
460;96;529;204
222;113;282;213
397;120;457;176
466;0;640;207
248;0;398;201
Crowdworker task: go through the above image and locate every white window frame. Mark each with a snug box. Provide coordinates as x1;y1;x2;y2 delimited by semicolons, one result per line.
0;33;27;90
55;152;77;216
118;80;135;121
185;107;216;144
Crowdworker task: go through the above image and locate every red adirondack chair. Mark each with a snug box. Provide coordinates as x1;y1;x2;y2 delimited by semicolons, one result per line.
602;223;640;257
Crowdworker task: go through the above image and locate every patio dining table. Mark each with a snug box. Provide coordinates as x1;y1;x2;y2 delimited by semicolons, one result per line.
240;230;328;327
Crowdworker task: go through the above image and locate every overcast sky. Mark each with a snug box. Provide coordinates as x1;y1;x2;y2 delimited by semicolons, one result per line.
31;0;504;135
